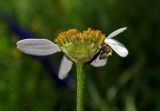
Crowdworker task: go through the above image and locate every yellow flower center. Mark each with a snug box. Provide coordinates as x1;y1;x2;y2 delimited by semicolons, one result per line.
55;28;105;63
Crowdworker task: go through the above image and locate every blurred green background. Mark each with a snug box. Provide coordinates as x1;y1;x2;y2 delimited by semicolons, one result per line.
0;0;160;111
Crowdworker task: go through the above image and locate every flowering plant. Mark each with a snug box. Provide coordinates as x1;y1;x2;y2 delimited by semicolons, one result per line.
17;27;128;111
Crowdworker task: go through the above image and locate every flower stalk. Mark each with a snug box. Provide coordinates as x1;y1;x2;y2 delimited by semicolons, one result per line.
76;63;85;111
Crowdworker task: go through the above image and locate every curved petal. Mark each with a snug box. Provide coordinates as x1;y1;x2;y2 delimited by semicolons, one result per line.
105;38;128;57
16;39;61;56
107;27;127;39
91;55;107;67
58;56;73;80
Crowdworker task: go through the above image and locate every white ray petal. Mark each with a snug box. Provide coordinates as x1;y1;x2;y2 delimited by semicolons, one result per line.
58;56;73;80
105;38;128;57
16;39;61;56
107;27;127;39
91;55;107;67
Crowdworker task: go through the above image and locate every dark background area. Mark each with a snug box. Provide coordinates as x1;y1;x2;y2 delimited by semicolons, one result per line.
0;0;160;111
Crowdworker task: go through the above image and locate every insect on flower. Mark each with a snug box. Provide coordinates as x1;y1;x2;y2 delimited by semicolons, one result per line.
90;27;128;67
16;27;128;79
99;45;112;59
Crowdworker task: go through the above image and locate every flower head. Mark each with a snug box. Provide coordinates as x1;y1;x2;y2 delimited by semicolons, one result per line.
17;27;128;79
55;28;105;63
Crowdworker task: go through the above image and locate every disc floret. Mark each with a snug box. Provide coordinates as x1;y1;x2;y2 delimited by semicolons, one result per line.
55;28;105;63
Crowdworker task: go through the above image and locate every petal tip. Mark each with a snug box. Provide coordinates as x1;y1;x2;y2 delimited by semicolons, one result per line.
121;50;129;58
122;27;127;31
58;74;66;80
107;27;128;39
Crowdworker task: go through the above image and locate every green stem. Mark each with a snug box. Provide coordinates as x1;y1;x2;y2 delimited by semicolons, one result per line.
76;63;85;111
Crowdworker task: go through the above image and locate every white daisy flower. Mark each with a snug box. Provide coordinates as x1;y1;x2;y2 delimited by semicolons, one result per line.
16;27;128;80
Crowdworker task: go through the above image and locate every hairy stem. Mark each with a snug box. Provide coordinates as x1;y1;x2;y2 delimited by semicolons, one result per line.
76;63;85;111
